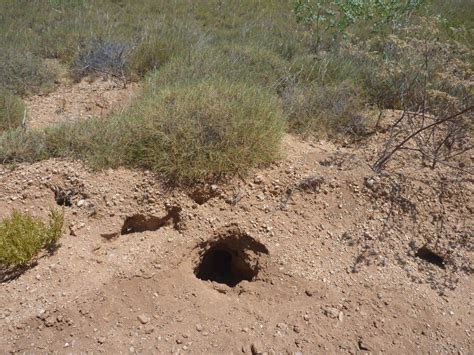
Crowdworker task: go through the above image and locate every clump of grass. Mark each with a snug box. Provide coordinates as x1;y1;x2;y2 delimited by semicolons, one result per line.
0;80;285;183
150;44;290;91
283;81;366;138
0;47;56;96
129;19;205;78
0;129;48;164
0;90;25;132
116;80;285;181
0;209;64;268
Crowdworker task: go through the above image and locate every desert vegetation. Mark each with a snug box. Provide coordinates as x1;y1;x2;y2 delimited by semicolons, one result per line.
0;0;472;178
0;2;472;352
0;210;63;269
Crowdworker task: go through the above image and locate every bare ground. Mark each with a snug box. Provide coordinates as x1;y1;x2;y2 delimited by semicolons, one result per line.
0;80;472;354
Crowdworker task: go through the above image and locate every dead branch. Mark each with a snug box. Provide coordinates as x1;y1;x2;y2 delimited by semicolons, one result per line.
372;106;473;173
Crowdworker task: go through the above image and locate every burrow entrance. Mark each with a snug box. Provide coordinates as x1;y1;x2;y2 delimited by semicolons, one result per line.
121;206;181;234
415;245;445;269
102;206;182;239
194;225;269;287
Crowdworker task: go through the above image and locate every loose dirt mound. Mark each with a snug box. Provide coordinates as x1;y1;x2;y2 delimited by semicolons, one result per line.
0;131;472;353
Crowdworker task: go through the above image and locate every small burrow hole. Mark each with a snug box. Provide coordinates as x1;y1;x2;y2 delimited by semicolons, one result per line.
188;187;218;205
53;188;74;207
194;226;269;287
120;206;181;235
415;246;445;269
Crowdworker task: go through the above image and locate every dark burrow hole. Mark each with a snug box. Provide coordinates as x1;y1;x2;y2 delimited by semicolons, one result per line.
415;246;445;269
194;226;269;287
120;206;181;235
195;246;256;287
188;187;218;205
53;187;74;207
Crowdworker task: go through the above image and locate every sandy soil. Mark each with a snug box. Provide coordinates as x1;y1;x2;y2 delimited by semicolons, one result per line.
25;78;138;129
0;80;472;354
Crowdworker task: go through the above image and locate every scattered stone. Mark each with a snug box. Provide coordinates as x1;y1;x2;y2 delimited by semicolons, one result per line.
137;314;150;324
323;307;340;319
98;336;106;344
145;325;154;334
195;324;203;332
45;316;56;327
293;325;301;334
364;177;378;190
254;175;264;184
251;341;265;355
358;338;372;351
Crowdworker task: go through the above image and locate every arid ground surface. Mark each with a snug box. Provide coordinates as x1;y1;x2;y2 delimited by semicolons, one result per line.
0;81;473;354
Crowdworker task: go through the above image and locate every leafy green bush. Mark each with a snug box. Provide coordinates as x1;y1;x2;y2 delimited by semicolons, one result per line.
0;210;64;268
293;0;426;48
0;90;25;132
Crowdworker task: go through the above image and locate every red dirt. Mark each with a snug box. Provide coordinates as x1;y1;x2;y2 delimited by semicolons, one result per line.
0;82;472;353
25;78;138;129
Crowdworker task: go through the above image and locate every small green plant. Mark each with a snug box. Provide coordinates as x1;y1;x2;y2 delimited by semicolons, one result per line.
0;209;64;268
0;89;25;132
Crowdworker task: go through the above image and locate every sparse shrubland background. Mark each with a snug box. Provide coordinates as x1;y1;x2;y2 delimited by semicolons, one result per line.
0;0;472;181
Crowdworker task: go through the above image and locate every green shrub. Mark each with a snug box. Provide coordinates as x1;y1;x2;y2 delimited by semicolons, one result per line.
293;0;426;50
0;0;471;147
359;21;473;114
0;90;25;132
0;209;64;268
